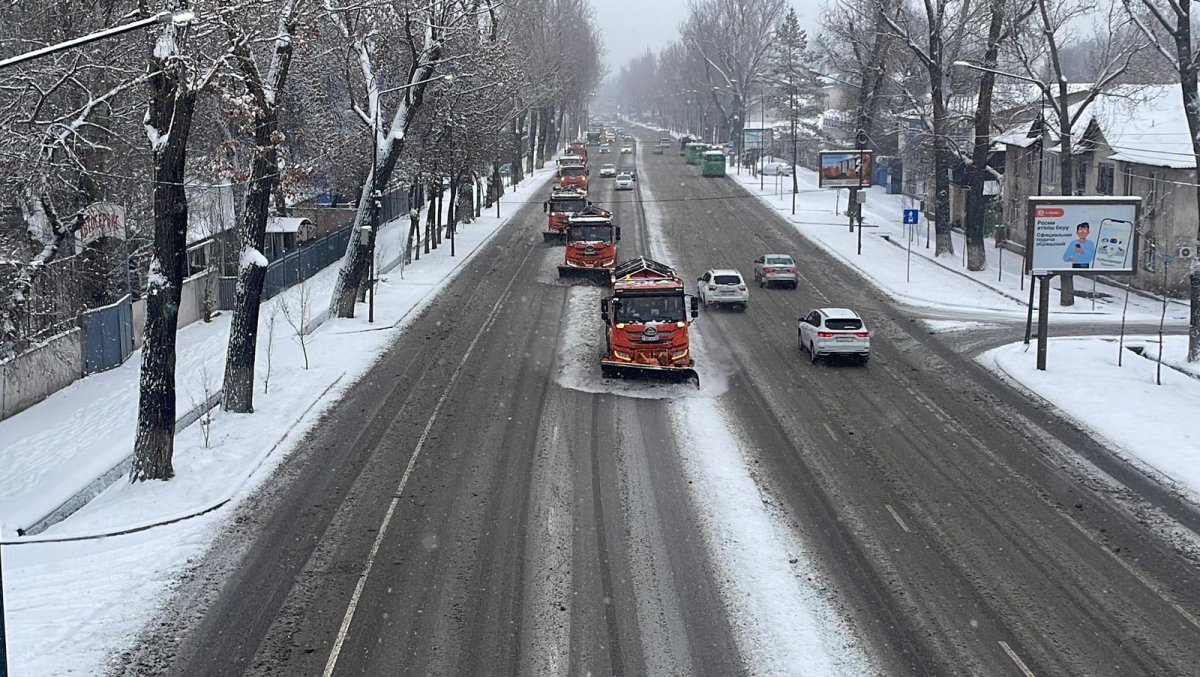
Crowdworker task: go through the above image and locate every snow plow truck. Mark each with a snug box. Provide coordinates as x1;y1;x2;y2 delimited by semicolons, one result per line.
558;204;619;282
600;257;700;387
542;187;588;242
558;162;588;192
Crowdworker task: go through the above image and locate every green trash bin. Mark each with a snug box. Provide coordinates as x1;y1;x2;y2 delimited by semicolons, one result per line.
701;150;727;177
686;143;709;165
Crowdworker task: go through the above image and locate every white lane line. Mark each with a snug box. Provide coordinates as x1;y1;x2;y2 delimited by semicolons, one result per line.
322;245;536;677
884;504;912;533
822;422;839;441
998;640;1037;677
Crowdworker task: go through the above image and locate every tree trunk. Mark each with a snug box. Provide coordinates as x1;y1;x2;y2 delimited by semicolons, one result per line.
132;74;197;483
527;109;538;172
1057;92;1077;305
221;104;280;413
425;185;436;253
929;67;954;257
511;111;525;185
1182;51;1200;360
965;0;1005;272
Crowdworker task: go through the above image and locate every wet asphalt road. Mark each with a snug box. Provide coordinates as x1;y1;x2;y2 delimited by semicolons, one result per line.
129;129;1200;676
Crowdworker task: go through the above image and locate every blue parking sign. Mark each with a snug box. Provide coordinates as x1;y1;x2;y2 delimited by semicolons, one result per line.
903;209;919;225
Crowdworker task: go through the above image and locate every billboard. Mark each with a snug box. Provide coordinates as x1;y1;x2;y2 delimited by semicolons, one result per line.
743;128;772;150
818;150;872;188
1024;196;1140;275
75;203;126;253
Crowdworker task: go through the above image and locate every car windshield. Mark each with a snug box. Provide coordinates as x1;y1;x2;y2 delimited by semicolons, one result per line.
713;274;741;285
568;225;612;242
615;295;685;323
561;166;586;177
766;257;793;266
602;164;614;170
617;174;631;180
825;318;863;330
551;198;586;212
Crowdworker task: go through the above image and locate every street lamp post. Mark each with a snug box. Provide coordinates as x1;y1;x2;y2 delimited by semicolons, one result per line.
0;9;196;70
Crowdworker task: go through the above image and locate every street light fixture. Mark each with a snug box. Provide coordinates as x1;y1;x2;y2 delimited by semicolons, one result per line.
0;8;197;70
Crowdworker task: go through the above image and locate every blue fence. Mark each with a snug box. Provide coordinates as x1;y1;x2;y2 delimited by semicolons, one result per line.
218;223;354;310
80;295;133;374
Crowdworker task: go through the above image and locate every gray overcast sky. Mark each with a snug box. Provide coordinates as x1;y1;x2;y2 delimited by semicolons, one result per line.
595;0;823;75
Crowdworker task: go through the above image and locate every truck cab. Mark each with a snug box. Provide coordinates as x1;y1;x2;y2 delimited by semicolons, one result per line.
558;163;588;191
558;205;618;280
600;257;700;385
542;187;588;241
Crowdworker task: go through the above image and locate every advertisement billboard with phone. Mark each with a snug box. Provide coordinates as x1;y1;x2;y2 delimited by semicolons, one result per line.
1024;196;1140;275
818;150;872;188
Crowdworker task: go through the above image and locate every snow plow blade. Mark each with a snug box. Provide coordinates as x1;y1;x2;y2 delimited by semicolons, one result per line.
543;231;565;243
601;362;700;388
558;266;612;284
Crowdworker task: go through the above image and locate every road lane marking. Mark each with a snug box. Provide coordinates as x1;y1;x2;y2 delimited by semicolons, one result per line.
322;243;537;677
822;422;838;441
884;504;912;533
998;641;1037;677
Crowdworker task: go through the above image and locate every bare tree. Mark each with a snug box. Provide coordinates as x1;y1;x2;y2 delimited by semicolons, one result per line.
681;0;786;148
1010;0;1145;304
1123;0;1200;360
131;0;224;482
221;0;305;414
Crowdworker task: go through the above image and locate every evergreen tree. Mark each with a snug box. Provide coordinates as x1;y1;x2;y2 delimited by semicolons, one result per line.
768;8;824;208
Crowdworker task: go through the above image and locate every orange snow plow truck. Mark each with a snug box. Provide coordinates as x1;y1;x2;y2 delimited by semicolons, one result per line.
558;204;619;282
600;257;700;387
542;187;588;242
558;162;588;191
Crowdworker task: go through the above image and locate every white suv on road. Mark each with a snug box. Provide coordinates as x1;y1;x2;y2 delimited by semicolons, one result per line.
599;163;617;178
698;269;749;310
798;307;870;364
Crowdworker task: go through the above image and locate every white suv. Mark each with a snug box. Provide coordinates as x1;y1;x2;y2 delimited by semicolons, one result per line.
798;308;870;364
698;269;749;310
599;163;617;178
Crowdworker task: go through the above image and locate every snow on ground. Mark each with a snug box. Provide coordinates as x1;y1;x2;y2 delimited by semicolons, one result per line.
1;167;557;677
984;336;1200;504
668;397;874;675
920;319;1002;334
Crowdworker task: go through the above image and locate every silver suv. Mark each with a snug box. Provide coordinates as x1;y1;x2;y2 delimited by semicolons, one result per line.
698;269;749;310
753;254;797;288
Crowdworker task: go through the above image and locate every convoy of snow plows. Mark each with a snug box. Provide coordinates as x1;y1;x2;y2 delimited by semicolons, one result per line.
541;128;702;387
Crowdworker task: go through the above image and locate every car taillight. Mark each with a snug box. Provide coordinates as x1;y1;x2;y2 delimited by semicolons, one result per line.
708;285;717;291
738;285;746;291
763;268;774;274
787;267;796;273
817;332;835;338
855;332;870;338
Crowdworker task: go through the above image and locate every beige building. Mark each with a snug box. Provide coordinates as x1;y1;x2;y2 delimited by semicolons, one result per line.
998;85;1196;296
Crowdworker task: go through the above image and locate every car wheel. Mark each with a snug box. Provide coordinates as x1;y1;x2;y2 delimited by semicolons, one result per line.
798;332;806;352
809;342;818;364
860;354;870;365
789;281;797;290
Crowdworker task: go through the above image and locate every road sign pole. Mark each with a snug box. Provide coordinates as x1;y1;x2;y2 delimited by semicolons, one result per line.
1024;273;1037;345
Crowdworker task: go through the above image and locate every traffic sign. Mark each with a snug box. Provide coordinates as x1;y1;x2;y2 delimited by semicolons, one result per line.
903;209;919;225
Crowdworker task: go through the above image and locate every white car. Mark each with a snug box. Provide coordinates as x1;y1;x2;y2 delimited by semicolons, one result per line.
697;269;748;310
615;173;634;190
798;308;870;364
761;161;793;176
599;163;617;178
599;144;611;154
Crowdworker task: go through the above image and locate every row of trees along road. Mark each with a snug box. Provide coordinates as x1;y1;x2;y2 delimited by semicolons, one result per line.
0;0;603;481
613;0;1200;361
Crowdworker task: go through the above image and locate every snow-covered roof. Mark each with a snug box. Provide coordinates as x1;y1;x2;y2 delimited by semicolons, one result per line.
266;217;313;233
1085;85;1194;169
994;85;1194;169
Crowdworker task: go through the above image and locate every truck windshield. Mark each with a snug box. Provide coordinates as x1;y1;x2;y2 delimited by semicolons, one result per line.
551;198;586;212
568;225;612;242
615;295;685;324
561;166;586;177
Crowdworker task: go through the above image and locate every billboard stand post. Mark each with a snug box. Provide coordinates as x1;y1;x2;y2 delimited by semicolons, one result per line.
1024;274;1037;345
1037;273;1052;370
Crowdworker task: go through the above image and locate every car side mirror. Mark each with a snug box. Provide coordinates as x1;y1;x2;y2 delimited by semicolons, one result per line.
543;201;549;213
600;298;609;321
616;227;622;241
690;296;699;318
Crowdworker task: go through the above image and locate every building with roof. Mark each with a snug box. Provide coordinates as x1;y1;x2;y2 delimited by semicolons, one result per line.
996;85;1195;295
